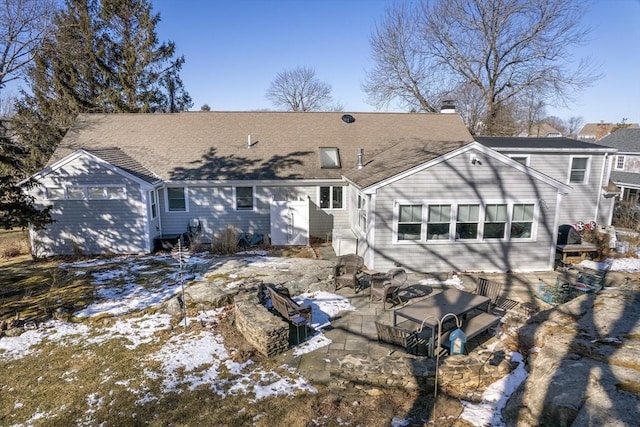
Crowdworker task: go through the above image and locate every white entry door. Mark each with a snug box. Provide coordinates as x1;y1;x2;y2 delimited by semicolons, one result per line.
270;200;309;245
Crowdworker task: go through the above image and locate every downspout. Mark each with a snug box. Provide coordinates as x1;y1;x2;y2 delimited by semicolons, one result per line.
594;152;609;223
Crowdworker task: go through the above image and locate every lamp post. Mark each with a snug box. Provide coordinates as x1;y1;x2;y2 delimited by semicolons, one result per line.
417;312;465;400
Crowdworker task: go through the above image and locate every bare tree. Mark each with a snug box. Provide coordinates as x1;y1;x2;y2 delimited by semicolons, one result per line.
0;0;56;89
365;0;600;135
266;66;337;112
566;116;583;138
363;2;442;112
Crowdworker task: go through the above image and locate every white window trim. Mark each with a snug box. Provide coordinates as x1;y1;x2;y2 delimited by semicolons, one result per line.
234;186;256;211
356;194;368;234
165;186;189;213
149;190;157;219
318;185;345;210
48;185;127;200
567;155;591;185
508;154;530;167
615;155;625;170
234;186;255;211
392;200;538;244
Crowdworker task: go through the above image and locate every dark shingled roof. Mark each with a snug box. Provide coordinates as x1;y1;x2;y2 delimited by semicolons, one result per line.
475;136;615;151
49;112;474;185
612;171;640;187
597;128;640;153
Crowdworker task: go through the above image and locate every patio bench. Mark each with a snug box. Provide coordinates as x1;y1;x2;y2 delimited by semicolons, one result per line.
265;286;312;342
439;312;500;352
556;243;599;264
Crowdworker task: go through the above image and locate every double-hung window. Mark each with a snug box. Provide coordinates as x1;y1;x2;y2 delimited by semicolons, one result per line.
569;157;589;184
427;204;451;240
511;204;535;238
455;204;480;240
357;194;367;232
397;204;422;240
319;186;343;209
167;187;186;211
483;204;508;239
616;155;625;170
149;191;157;218
236;187;254;210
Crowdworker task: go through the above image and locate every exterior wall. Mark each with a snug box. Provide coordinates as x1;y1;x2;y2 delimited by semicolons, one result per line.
31;156;149;256
504;151;612;226
158;183;348;243
615;154;640;173
369;150;560;273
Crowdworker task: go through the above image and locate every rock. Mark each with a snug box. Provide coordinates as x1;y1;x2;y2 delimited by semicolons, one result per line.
502;280;640;427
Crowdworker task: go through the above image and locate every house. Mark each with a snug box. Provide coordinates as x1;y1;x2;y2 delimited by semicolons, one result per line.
578;122;639;142
27;112;608;273
475;137;618;227
598;128;640;203
517;123;562;138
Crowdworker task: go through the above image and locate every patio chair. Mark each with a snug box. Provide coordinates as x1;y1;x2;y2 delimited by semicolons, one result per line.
475;277;519;315
331;254;365;292
374;321;428;356
370;268;407;309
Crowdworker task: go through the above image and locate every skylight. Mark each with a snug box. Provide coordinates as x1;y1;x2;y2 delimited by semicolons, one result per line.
319;147;341;169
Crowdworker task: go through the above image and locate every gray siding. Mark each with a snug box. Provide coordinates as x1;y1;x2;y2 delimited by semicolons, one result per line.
369;150;559;273
505;151;612;226
158;183;347;242
32;156;149;256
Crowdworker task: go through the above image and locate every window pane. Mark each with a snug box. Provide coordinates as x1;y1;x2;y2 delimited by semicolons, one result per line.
320;187;330;209
484;223;506;239
87;187;106;199
570;157;588;183
236;187;253;210
427;223;449;239
457;204;479;222
319;147;341;168
400;205;421;223
332;186;343;209
513;204;534;221
428;205;450;222
486;204;507;221
67;187;84;200
511;222;532;238
106;186;126;199
456;223;478;239
398;224;421;240
167;187;186;211
47;187;65;200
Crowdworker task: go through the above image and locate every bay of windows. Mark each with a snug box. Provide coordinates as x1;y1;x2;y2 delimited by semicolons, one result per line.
397;202;535;242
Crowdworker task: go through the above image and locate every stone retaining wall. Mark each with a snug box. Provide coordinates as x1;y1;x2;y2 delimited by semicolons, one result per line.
234;292;289;357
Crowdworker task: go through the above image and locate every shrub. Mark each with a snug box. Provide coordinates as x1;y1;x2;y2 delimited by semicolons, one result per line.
211;225;239;255
0;233;29;258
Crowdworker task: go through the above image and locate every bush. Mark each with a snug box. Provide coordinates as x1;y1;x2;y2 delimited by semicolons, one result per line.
211;225;239;255
613;200;640;232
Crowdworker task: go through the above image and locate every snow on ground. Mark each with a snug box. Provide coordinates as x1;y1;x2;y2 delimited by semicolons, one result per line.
419;274;464;290
5;251;640;424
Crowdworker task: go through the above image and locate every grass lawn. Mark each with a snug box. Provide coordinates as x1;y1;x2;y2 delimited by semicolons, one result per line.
0;232;441;427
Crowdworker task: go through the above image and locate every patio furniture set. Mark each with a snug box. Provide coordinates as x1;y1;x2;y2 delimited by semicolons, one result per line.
332;254;523;358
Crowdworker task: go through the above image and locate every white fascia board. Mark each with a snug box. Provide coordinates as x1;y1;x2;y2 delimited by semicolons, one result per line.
491;146;616;154
359;141;571;195
164;178;347;187
23;149;158;190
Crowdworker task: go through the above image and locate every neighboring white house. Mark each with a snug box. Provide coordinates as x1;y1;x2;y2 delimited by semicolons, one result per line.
598;128;640;203
25;112;616;273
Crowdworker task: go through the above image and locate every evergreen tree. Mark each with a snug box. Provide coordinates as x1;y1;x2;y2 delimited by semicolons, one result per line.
12;0;191;175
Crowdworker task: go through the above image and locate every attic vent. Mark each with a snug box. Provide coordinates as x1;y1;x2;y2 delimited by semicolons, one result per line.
341;114;355;124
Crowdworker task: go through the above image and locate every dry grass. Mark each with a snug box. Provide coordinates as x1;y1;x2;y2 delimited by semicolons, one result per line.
0;229;30;259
